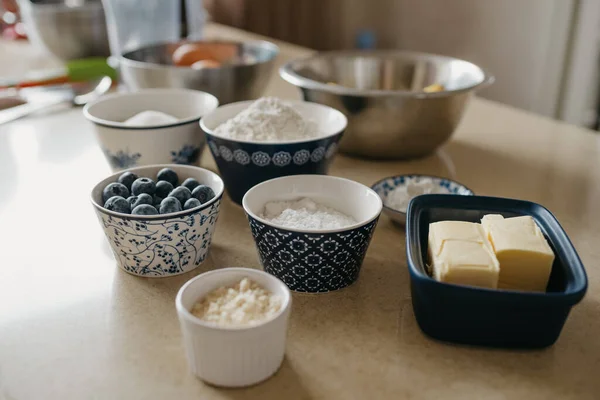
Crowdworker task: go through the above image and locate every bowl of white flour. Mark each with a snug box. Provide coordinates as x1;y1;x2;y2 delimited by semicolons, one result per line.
200;97;347;205
242;174;382;293
84;88;219;171
371;174;474;226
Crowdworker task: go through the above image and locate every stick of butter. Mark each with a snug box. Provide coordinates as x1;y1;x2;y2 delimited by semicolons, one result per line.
428;221;500;289
481;215;554;292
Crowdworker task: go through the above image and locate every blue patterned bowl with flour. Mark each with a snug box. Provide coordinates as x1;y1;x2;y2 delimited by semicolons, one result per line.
200;100;347;205
242;175;382;293
90;164;224;277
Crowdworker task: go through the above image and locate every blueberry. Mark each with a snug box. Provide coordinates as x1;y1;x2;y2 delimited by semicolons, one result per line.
155;180;174;198
192;185;215;204
117;172;138;191
156;168;178;187
153;195;163;208
102;182;130;203
181;177;200;192
129;193;153;209
184;198;202;210
131;177;156;196
169;186;191;205
103;196;131;214
132;204;159;215
159;196;182;214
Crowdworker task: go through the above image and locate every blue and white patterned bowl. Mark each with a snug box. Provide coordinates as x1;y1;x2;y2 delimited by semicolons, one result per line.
200;100;347;205
91;164;224;277
84;89;219;171
371;174;474;225
242;175;382;293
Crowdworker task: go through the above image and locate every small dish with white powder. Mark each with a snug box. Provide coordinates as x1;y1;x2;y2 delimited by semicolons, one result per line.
176;268;291;388
243;174;382;293
191;277;282;327
371;174;474;226
200;98;347;204
84;89;219;170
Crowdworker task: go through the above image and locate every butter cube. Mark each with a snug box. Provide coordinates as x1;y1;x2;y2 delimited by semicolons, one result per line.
428;221;500;289
481;215;554;292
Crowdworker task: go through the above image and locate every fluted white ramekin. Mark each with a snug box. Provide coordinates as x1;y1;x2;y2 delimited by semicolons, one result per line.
176;267;292;387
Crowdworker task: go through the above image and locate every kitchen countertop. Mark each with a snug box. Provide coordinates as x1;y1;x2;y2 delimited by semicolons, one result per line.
1;24;599;400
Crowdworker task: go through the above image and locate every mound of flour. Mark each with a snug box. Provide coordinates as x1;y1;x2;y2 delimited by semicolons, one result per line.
386;178;448;212
261;198;356;230
214;97;319;141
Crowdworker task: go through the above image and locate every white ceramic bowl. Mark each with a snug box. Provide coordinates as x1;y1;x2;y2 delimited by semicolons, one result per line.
176;267;292;387
200;100;348;205
84;89;219;171
242;175;382;292
90;164;224;277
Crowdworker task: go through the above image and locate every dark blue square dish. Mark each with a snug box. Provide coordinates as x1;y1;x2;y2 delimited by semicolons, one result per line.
405;194;587;348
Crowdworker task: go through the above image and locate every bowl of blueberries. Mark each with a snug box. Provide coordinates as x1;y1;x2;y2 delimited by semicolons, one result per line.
91;164;224;277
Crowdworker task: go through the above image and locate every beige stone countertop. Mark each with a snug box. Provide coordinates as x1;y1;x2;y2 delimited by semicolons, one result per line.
0;24;599;400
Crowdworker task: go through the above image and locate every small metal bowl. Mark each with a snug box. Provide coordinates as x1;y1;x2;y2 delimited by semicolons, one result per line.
18;0;110;60
118;40;279;105
280;50;493;159
371;174;474;226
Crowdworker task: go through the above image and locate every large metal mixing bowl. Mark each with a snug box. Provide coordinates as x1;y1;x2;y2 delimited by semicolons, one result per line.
280;50;493;159
118;40;279;105
18;0;110;60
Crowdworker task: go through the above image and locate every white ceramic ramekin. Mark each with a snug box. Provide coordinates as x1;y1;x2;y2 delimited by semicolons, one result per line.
175;267;292;387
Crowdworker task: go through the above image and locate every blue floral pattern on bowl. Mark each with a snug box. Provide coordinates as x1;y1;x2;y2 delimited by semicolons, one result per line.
205;133;343;205
103;148;141;169
247;215;378;293
171;145;201;164
95;199;221;277
211;144;337;167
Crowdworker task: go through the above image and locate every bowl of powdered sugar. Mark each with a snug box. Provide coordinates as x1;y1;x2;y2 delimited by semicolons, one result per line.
242;174;382;293
84;88;219;171
200;97;347;205
371;174;474;226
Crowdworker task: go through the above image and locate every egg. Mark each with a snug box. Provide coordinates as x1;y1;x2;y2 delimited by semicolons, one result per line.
172;44;215;67
191;59;221;69
172;43;239;68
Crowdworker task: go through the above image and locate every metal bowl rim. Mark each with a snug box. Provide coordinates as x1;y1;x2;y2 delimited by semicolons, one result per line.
118;39;280;70
26;1;104;12
279;49;494;98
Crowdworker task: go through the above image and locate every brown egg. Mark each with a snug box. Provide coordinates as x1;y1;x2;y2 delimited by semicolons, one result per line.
172;44;216;67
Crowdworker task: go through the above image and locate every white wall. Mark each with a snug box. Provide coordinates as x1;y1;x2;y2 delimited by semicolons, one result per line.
340;0;576;118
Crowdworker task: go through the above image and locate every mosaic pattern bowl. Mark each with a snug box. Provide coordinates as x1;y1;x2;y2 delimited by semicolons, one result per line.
242;175;382;292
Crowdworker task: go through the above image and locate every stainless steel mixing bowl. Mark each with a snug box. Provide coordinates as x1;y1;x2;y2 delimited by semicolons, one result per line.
18;0;110;60
280;50;493;159
118;40;279;105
